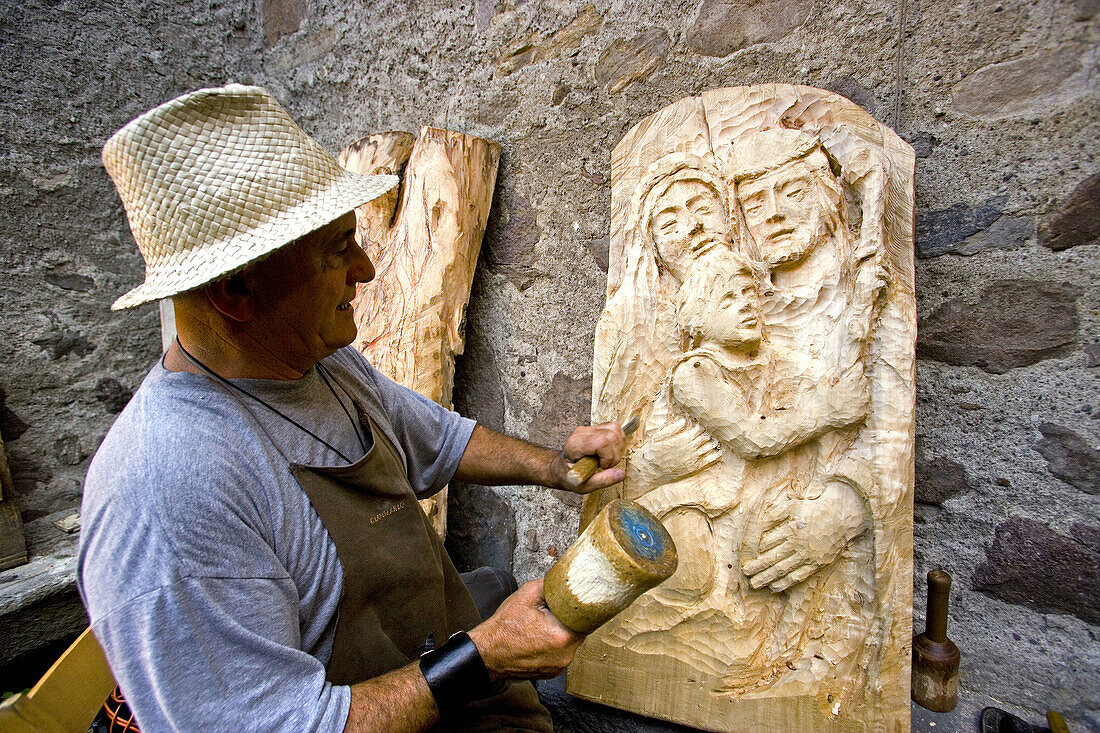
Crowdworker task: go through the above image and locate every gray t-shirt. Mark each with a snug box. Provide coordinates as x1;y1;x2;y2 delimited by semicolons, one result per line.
77;347;476;731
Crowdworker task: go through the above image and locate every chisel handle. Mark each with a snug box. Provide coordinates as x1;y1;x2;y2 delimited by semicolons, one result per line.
564;456;601;488
563;416;640;489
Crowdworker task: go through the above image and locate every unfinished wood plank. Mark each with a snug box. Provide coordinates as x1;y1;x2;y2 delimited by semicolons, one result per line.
569;84;916;733
339;128;501;537
52;512;81;535
0;432;28;572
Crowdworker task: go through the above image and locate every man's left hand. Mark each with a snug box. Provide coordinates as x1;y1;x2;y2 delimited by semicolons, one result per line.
551;421;628;494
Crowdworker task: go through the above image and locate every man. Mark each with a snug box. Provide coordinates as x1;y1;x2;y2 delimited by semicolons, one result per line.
733;129;847;276
78;85;628;731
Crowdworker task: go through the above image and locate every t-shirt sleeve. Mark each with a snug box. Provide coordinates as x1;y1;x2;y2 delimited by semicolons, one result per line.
333;348;476;499
91;577;351;732
79;401;351;732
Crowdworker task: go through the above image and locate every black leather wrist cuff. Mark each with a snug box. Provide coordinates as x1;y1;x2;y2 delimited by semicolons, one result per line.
419;631;499;714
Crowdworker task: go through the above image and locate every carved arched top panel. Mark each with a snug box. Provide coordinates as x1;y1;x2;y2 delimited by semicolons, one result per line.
571;86;916;733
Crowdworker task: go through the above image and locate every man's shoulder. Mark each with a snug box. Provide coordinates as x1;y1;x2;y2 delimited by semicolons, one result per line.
80;365;291;611
84;364;283;525
92;366;266;474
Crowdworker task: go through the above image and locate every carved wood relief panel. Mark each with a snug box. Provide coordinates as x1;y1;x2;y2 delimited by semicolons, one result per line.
568;85;916;732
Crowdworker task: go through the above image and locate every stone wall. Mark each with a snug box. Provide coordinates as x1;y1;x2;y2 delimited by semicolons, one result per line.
2;0;1096;727
0;0;268;669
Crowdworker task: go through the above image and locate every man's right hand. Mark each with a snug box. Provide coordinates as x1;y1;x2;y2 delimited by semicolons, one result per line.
467;579;585;681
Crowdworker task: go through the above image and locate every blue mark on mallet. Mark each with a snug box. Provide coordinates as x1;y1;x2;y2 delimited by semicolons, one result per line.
616;503;665;563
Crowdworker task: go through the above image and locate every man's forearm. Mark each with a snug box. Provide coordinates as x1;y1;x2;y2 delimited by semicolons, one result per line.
454;424;558;487
344;579;584;732
344;662;439;733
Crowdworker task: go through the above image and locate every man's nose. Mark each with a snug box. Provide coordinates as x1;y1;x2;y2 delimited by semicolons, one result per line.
689;212;707;235
349;239;375;284
764;189;783;223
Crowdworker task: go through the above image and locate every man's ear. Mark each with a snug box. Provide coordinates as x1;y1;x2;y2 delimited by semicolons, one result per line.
204;274;256;322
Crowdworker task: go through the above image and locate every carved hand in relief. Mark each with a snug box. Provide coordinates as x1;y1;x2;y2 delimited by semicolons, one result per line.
740;479;870;593
632;409;723;487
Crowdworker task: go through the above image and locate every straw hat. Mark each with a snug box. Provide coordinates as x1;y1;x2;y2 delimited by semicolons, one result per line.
103;84;398;310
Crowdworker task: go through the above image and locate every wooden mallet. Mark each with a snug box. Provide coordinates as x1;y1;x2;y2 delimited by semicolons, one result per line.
912;569;960;712
544;498;677;633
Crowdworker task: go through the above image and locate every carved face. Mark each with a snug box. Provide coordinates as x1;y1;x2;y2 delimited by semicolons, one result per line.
677;252;762;352
737;156;837;268
649;178;730;282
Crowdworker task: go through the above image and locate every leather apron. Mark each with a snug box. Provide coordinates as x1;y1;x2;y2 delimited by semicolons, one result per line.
285;409;551;732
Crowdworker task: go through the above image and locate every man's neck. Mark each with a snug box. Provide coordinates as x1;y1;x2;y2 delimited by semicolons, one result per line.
164;328;311;381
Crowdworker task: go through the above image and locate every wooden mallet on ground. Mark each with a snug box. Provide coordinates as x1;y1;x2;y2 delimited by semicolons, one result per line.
912;569;960;712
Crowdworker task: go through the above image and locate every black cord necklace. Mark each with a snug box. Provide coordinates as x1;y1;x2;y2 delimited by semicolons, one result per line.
314;362;368;453
175;338;368;464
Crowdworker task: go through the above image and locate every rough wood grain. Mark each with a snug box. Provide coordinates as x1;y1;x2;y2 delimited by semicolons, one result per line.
0;432;29;571
568;85;916;733
339;128;501;537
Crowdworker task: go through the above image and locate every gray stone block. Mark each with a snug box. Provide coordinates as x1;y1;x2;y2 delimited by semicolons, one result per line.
1035;422;1100;495
972;517;1100;625
687;0;813;58
1041;172;1100;252
916;195;1007;258
917;280;1079;373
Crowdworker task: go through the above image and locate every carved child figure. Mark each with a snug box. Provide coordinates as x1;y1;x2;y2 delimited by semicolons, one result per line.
635;248;765;489
618;248;789;688
623;247;873;694
628;248;762;489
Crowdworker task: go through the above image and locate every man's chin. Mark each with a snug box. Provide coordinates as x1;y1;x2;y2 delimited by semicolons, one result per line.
336;331;358;351
324;324;359;356
764;236;813;266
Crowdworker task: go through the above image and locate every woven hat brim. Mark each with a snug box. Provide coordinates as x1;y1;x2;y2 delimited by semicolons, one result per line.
111;171;398;310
